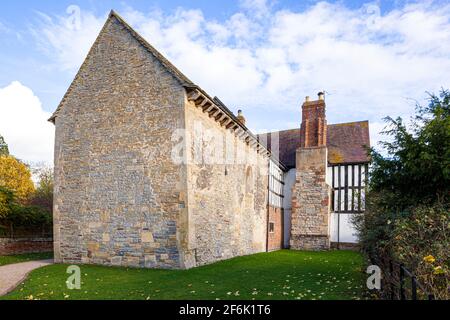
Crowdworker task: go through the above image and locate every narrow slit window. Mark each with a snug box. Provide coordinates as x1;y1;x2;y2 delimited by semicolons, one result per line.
269;222;275;233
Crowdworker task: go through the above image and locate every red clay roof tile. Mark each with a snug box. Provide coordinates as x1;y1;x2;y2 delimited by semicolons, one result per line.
259;120;370;169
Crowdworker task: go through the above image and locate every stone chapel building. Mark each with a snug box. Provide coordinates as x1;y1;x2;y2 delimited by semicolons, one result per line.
49;11;370;269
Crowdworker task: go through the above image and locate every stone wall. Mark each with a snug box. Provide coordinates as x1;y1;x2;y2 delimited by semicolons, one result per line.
53;15;188;269
291;146;331;250
0;238;53;255
330;242;360;251
282;168;296;248
184;101;269;267
267;206;283;251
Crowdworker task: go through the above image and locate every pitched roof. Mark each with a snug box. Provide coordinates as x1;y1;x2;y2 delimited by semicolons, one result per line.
327;121;370;165
49;10;196;123
49;10;271;156
259;120;370;169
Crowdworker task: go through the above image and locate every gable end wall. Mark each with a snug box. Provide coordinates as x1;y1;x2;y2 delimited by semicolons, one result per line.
53;16;189;269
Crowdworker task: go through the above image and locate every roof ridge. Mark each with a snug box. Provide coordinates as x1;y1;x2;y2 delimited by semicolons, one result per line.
49;9;197;123
328;120;369;126
108;10;195;88
48;11;113;122
257;128;300;135
259;120;370;135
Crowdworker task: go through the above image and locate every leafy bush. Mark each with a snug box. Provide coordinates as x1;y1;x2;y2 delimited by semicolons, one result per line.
29;166;53;214
354;89;450;299
0;186;52;237
389;205;449;300
0;137;53;237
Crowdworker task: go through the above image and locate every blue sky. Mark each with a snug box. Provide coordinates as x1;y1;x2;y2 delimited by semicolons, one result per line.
1;0;449;164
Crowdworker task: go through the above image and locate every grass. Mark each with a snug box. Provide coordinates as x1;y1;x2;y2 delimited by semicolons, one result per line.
0;251;54;266
2;250;365;300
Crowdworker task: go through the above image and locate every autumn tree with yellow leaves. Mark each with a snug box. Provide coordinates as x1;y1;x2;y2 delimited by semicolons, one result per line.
0;136;52;237
0;155;35;202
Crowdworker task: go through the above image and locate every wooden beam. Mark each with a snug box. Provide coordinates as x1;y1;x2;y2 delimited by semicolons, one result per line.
237;129;247;138
214;112;224;121
204;104;215;113
198;98;209;109
216;113;227;122
194;95;206;105
208;108;219;118
338;165;341;213
225;121;235;129
201;102;212;111
220;117;231;127
344;165;348;212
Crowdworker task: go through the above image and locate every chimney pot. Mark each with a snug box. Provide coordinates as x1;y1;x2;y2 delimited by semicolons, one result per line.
305;96;310;102
237;109;246;126
318;91;324;100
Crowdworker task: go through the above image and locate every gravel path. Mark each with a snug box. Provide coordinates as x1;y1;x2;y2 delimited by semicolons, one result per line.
0;259;54;296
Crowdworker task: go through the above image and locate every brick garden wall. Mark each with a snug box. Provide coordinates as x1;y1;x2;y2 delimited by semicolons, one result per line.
0;238;53;255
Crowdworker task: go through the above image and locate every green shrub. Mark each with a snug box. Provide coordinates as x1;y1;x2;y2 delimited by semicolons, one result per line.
389;205;449;300
0;186;52;237
354;89;450;299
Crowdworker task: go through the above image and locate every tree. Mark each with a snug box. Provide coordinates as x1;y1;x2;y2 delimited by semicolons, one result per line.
353;89;450;299
0;155;35;201
0;135;8;156
369;89;449;211
30;167;53;213
0;186;14;218
0;186;52;237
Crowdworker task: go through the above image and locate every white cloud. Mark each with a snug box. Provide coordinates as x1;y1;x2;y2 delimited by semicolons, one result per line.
28;1;450;152
31;9;105;70
240;0;274;19
0;81;54;164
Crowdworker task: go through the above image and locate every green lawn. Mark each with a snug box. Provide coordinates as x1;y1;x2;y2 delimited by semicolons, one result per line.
0;251;53;266
2;250;365;300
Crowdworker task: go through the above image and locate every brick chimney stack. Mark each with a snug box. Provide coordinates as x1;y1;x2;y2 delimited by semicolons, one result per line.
300;92;327;148
291;91;331;251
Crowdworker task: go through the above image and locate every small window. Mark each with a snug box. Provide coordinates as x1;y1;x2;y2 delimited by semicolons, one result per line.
269;222;275;233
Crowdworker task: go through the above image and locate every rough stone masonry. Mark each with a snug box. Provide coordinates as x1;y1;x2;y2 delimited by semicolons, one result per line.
50;11;269;269
49;11;370;269
290;94;331;250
